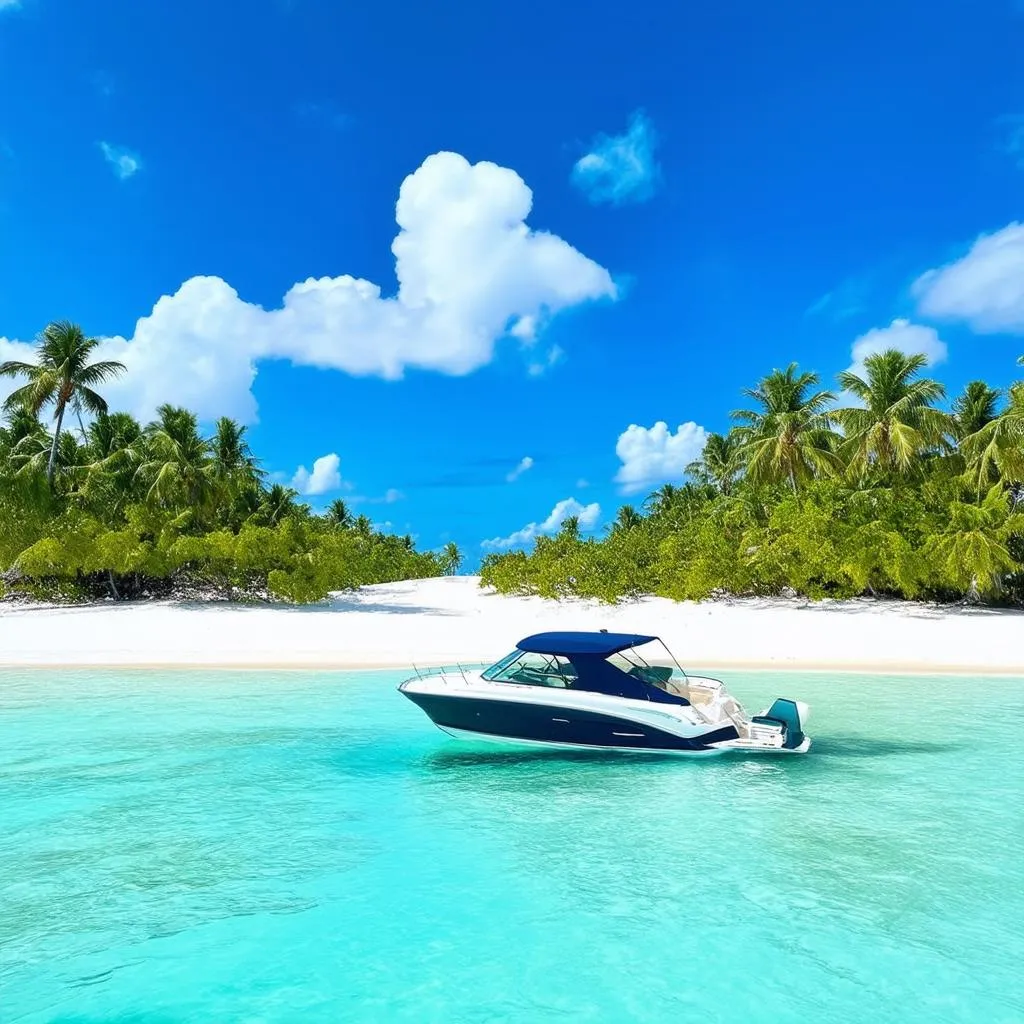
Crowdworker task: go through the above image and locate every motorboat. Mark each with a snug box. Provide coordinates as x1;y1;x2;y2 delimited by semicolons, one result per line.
399;631;810;756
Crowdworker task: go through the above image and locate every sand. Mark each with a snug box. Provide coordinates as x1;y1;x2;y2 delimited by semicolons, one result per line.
0;575;1022;675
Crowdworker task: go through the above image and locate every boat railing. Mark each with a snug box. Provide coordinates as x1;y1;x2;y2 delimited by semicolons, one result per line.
407;663;490;684
678;677;751;731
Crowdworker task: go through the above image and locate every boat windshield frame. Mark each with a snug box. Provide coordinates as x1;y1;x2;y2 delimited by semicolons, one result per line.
608;638;688;681
481;649;578;687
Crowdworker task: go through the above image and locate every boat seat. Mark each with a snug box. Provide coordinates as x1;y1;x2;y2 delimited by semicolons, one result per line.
629;665;673;685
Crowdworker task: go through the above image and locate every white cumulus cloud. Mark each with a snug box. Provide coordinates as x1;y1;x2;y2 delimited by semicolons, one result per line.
847;318;947;371
56;151;615;424
506;456;534;482
571;111;659;206
99;141;142;180
614;421;708;495
835;319;948;409
292;453;342;495
482;497;600;549
913;222;1024;333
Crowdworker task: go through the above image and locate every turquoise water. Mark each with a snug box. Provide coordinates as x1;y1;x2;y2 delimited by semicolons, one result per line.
1;669;1022;1024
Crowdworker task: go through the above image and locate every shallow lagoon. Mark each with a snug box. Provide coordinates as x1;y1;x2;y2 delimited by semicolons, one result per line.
1;668;1022;1023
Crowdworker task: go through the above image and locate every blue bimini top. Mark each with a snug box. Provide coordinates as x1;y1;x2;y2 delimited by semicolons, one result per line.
513;632;686;705
516;631;658;657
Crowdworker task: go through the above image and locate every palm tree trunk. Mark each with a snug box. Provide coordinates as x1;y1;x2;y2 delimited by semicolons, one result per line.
107;570;120;601
46;403;66;487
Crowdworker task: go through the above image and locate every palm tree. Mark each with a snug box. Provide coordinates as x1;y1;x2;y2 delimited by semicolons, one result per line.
833;350;952;480
0;321;126;487
952;381;1002;441
137;404;214;509
556;515;581;541
686;431;743;494
256;483;299;526
610;504;643;533
961;382;1024;492
87;411;143;461
0;407;45;462
440;541;463;575
208;418;262;496
643;483;679;515
325;499;353;528
922;485;1024;598
732;364;841;490
80;411;145;510
9;429;88;489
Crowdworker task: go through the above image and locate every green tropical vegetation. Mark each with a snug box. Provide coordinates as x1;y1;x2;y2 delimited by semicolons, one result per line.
482;350;1024;605
0;323;460;604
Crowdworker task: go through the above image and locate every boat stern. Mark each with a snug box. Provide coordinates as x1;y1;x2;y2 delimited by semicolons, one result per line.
711;697;812;755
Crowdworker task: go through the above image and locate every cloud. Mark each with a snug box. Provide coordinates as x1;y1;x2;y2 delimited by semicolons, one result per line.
506;456;534;482
576;478;589;489
509;315;536;341
0;1;22;10
482;496;600;549
847;319;948;371
350;487;405;505
52;151;616;424
526;344;565;377
913;222;1024;333
291;453;342;495
835;320;948;408
614;421;708;495
571;111;659;206
98;142;142;180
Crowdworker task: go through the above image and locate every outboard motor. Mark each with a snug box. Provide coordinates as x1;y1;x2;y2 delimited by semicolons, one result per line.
752;699;810;750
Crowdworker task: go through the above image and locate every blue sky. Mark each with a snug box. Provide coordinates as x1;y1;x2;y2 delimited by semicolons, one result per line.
2;0;1024;559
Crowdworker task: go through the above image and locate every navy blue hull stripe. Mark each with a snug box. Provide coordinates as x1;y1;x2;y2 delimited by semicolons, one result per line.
402;692;739;751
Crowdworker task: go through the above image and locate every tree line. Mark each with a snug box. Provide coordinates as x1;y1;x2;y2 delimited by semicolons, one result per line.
481;350;1024;605
0;321;462;603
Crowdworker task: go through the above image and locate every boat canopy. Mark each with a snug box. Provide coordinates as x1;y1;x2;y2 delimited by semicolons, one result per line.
516;631;659;656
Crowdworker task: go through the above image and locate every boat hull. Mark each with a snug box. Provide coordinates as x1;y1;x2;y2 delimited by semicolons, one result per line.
435;724;728;756
401;689;740;753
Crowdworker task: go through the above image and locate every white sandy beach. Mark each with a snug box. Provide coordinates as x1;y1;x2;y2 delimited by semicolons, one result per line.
0;575;1022;674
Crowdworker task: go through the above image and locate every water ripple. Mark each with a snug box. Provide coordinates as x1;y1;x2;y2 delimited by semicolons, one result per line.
1;668;1022;1023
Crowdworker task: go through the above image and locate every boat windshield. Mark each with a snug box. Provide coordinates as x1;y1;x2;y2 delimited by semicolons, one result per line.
481;651;578;688
481;638;691;696
607;639;689;697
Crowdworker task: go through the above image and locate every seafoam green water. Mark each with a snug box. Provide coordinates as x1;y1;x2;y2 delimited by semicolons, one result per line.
1;668;1022;1024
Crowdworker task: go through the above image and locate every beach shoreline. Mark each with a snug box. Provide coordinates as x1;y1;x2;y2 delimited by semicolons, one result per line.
2;576;1022;676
